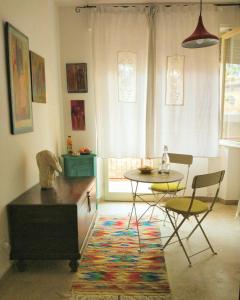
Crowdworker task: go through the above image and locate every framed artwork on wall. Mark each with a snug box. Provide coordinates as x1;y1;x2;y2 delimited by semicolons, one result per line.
5;22;33;134
165;55;184;106
30;51;46;103
71;100;86;130
66;63;88;93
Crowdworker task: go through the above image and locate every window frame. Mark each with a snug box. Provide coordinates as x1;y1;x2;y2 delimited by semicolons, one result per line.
220;27;240;148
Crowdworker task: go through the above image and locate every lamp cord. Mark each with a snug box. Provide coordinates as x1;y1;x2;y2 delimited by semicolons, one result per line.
200;0;202;16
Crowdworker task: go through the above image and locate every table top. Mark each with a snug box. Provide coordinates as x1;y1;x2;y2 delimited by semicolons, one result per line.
8;176;95;206
124;169;183;183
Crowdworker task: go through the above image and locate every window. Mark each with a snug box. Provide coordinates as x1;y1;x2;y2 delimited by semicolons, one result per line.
118;51;136;103
105;158;155;200
220;28;240;144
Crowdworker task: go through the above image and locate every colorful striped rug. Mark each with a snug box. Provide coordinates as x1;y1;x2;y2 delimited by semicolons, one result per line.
71;217;171;300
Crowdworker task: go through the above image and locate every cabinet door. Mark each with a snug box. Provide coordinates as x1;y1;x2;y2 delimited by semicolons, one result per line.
77;196;91;250
88;182;97;219
8;206;79;259
77;181;97;251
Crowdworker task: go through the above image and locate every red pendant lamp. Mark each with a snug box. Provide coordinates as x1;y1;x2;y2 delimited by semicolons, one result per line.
182;0;219;48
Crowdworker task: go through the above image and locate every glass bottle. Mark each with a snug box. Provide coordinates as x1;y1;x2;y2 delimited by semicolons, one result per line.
159;145;170;174
67;136;73;154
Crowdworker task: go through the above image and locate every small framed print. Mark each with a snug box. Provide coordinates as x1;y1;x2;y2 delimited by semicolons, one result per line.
30;51;46;103
71;100;86;130
66;63;88;93
166;55;184;106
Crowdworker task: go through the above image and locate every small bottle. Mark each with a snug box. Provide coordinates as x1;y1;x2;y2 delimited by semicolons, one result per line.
159;145;170;174
67;136;73;154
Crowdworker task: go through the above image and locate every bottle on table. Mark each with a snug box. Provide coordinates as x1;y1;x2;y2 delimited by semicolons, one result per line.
67;136;73;154
159;145;170;174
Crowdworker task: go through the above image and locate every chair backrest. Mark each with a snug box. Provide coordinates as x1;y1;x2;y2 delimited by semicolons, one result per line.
168;153;193;166
190;170;225;211
192;170;225;189
168;153;193;195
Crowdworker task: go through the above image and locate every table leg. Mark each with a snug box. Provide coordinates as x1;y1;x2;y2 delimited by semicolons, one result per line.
69;259;79;272
128;181;141;252
127;181;135;229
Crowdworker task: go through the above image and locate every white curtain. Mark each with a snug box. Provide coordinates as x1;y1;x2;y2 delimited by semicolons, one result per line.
91;5;220;158
91;7;149;158
147;5;219;157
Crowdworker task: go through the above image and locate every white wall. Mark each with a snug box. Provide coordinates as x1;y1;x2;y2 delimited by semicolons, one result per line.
58;8;103;196
0;0;63;278
209;146;240;201
59;7;96;153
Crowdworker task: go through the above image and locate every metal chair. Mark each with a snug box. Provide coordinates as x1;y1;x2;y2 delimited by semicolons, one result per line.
162;170;225;266
149;153;193;221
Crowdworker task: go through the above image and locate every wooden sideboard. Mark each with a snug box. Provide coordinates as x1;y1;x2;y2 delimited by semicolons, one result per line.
7;176;97;272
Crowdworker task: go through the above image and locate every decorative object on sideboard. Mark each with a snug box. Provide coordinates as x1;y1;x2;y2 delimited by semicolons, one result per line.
5;22;33;134
79;147;91;155
36;150;62;189
182;0;219;48
67;135;73;154
66;63;88;93
71;100;86;130
30;51;46;103
62;153;96;178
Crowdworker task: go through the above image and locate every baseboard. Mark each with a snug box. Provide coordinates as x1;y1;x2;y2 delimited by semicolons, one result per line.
218;198;239;205
102;196;239;205
198;196;238;205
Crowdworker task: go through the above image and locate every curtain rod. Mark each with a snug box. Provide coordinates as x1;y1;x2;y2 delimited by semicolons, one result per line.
75;2;239;12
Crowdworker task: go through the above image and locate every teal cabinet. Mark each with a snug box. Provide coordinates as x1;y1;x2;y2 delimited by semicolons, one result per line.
62;154;96;178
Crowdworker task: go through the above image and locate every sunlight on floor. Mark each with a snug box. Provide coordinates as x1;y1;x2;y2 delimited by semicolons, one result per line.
109;179;152;193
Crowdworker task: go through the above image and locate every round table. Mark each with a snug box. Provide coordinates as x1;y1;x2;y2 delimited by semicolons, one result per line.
124;169;184;251
124;169;183;183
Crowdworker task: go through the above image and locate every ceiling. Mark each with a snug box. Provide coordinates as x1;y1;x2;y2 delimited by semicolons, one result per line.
56;0;240;6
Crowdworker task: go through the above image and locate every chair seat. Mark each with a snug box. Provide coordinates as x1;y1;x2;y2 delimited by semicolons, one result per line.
166;197;208;214
151;182;185;192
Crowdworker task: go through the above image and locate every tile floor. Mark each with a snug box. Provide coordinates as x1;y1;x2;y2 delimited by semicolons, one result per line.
0;202;239;300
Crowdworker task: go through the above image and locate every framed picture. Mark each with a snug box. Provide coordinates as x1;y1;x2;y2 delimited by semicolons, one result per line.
5;22;33;134
165;55;184;106
71;100;86;130
30;51;46;103
66;63;88;93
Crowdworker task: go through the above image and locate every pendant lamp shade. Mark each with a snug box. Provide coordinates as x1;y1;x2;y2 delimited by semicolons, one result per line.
182;0;219;48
